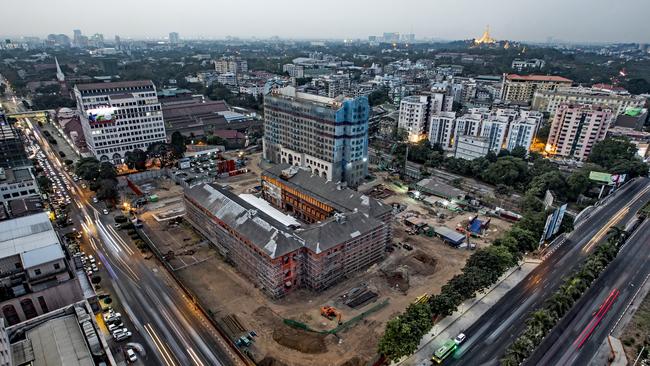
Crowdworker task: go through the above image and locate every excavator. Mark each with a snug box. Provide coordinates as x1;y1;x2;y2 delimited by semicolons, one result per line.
320;306;342;325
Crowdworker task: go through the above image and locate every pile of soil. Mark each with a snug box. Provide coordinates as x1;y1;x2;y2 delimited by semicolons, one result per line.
272;323;328;354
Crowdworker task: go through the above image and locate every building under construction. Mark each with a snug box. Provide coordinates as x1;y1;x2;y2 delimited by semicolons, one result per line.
183;165;393;298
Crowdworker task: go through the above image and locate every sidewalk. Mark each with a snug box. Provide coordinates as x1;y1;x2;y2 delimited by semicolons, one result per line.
397;260;540;366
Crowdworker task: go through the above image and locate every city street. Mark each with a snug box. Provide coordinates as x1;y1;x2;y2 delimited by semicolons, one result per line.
526;218;650;366
2;92;243;366
438;177;650;366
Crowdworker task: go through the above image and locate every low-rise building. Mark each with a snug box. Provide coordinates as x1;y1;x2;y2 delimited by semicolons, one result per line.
0;213;85;326
183;165;393;298
0;167;39;208
454;135;491;160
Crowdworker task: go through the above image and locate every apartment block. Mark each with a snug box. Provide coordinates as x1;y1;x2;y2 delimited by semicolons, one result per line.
214;57;248;75
398;96;430;142
429;108;542;157
500;74;572;104
74;80;167;163
263;86;369;187
546;103;613;161
183;165;393;298
0;110;30;169
532;86;646;118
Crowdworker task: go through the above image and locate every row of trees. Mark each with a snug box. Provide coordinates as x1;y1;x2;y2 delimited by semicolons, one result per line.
377;138;645;361
500;227;629;365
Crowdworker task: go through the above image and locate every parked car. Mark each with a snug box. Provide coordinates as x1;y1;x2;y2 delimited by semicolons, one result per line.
102;208;109;215
126;349;137;362
455;333;466;345
114;331;132;342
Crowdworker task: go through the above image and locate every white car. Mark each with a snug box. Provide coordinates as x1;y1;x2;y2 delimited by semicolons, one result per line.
92;197;98;203
114;331;132;342
102;209;109;215
126;349;137;362
455;333;466;345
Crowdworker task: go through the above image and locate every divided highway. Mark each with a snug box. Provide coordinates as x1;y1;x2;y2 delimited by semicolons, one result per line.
446;177;650;366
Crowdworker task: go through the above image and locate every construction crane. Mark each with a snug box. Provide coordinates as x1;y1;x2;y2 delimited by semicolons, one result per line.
320;306;342;325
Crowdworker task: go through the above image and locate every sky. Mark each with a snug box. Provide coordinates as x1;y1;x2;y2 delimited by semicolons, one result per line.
2;0;650;43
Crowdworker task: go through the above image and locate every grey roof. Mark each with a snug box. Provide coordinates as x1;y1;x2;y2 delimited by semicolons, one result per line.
263;165;392;219
185;184;305;258
185;183;386;257
75;80;153;91
21;243;64;269
414;178;466;200
434;226;466;244
0;212;60;259
26;315;94;366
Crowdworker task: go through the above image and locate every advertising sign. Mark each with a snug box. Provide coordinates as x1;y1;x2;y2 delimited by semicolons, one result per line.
87;106;116;123
551;204;568;236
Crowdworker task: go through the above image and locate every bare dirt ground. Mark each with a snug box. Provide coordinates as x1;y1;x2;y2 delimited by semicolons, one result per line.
620;292;650;362
142;165;510;365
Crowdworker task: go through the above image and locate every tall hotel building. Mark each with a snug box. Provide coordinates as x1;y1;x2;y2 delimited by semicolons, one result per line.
74;80;166;163
263;86;369;187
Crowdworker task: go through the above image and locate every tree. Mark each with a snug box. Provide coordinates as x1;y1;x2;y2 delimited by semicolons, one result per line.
206;135;227;146
510;146;528;159
98;162;117;180
91;276;102;284
125;149;147;171
480;157;528;187
170;131;187;155
588;137;638;170
377;302;432;360
75;157;101;181
535;125;551;145
36;175;51;192
566;169;591;201
96;179;118;200
368;86;390;106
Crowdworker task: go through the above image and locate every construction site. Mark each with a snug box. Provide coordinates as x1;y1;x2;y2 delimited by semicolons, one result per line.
124;156;516;366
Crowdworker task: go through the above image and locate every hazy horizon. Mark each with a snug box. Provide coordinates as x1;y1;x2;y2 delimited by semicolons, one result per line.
2;0;650;43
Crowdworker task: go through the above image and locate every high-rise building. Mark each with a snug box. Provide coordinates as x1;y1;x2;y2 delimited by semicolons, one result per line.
72;29;82;47
398;96;430;142
73;80;166;163
532;85;646;118
429;112;457;149
0;110;30;168
169;32;180;45
546;103;613;161
263;86;369;186
500;74;572;104
214;57;248;75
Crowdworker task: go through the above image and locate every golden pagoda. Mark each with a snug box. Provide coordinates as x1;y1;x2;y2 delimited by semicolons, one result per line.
474;25;496;45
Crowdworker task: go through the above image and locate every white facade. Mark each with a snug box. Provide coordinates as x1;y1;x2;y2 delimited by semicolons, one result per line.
217;72;237;86
506;120;537;151
0;167;39;206
532;86;646;118
398;96;430;142
455;135;491;160
429;112;457;150
480;119;508;152
282;64;305;78
74;81;166;163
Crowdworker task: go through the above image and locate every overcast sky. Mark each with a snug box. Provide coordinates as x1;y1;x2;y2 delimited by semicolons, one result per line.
2;0;649;43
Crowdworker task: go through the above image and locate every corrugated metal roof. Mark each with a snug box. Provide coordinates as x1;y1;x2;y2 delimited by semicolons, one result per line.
26;315;94;366
0;212;60;259
21;243;64;269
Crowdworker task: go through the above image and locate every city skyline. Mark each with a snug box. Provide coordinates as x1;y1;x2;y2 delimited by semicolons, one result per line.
2;0;650;43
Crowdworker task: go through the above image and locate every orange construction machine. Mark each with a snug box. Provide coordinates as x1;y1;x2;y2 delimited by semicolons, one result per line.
320;306;342;325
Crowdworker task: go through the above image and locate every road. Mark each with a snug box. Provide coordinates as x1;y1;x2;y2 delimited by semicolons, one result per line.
526;218;650;366
2;90;243;366
443;177;650;366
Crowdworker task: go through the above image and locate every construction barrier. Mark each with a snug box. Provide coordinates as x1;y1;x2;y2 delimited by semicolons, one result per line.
283;300;389;335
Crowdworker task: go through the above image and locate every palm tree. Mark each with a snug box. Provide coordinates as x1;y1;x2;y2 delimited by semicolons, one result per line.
606;226;628;247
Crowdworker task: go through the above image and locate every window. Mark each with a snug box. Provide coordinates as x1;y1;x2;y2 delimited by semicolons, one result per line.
34;269;41;275
53;263;61;270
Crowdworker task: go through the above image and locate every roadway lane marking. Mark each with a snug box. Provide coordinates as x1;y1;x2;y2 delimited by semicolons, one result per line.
610;272;650;333
187;347;206;366
582;207;629;252
144;323;176;366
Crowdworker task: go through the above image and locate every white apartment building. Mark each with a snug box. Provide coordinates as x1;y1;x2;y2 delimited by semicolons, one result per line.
546;103;613;161
74;80;166;163
214;57;248;74
455;135;491;160
398;96;430;142
511;59;545;72
282;64;305;78
532;86;646;117
430;108;543;156
0;167;39;207
216;72;237;86
429;112;457;149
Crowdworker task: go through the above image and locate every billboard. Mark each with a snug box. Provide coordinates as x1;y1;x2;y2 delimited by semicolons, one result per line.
542;203;568;241
551;204;568;237
589;171;627;186
87;106;116;124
